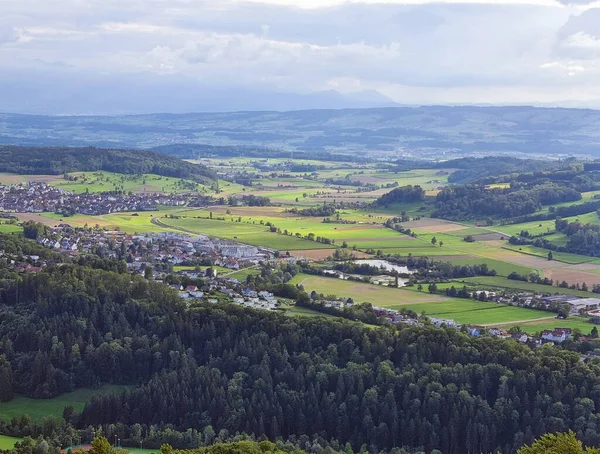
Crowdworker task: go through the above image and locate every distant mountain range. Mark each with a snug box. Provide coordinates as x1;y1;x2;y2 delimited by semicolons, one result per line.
0;68;398;114
1;105;600;159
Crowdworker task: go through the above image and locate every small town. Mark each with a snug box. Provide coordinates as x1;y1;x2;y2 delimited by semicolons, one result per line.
0;182;205;215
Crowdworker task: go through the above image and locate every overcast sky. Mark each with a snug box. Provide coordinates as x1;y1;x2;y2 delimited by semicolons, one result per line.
2;0;600;110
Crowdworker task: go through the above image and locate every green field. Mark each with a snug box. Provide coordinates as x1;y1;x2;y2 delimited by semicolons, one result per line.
0;435;22;450
293;274;453;306
390;299;555;326
0;385;129;422
503;244;600;265
226;267;261;281
503;316;596;335
52;171;210;194
431;257;533;277
459;276;593;297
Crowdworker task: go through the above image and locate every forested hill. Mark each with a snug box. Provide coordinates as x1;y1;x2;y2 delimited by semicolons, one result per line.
3;257;600;453
0;146;216;183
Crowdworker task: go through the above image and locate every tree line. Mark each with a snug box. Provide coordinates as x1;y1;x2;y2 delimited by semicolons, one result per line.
0;146;216;184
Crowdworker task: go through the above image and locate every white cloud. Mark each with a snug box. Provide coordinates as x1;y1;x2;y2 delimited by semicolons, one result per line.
1;0;600;109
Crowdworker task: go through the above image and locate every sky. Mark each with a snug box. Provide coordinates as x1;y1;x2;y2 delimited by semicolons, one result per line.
1;0;600;112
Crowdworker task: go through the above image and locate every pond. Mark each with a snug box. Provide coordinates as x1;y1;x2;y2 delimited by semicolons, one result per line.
351;259;415;275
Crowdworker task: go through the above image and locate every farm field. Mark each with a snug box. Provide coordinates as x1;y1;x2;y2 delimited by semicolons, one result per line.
0;385;129;423
389;299;555;326
460;276;593;297
503;244;600;265
292;274;452;306
429;256;533;277
500;316;596;334
53;171;210;194
160;216;329;250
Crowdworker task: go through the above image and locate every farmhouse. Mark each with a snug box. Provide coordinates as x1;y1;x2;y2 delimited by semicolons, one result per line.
541;328;572;343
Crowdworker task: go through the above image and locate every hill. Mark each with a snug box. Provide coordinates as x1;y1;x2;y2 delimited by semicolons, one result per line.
0;146;216;184
2;105;600;158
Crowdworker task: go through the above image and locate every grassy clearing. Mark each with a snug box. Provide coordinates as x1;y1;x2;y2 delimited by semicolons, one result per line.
0;223;21;234
390;300;554;325
285;305;339;319
0;435;22;450
226;267;261;281
0;385;129;423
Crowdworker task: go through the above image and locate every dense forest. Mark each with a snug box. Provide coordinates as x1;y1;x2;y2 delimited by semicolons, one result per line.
374;186;425;207
0;146;216;184
2;253;600;454
432;183;581;220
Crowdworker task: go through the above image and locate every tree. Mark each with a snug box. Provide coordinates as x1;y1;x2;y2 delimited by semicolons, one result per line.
517;431;600;454
0;355;13;401
439;241;443;247
431;237;437;245
548;251;553;261
417;284;423;292
144;266;153;280
592;326;599;338
90;437;114;454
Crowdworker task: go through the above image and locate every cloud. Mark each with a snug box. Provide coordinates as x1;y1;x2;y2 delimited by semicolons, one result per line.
1;0;600;110
0;25;19;45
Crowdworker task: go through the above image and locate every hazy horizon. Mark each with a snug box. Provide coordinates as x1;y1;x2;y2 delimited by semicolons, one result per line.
2;0;600;114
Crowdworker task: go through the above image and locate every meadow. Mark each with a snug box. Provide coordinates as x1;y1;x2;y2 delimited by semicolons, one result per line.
0;435;22;450
389;300;555;326
0;385;129;423
292;274;455;306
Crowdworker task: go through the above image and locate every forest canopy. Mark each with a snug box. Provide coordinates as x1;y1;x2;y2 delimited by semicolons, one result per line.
0;146;216;184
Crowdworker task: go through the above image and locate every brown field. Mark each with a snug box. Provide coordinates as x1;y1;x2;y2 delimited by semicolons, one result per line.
401;218;466;233
544;267;600;287
129;185;163;192
288;249;372;260
14;213;61;227
0;174;61;184
471;233;506;241
209;206;293;218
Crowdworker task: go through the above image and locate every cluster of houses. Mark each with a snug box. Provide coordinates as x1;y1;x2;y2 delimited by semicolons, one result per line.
317;296;582;345
0;182;199;216
36;227;272;267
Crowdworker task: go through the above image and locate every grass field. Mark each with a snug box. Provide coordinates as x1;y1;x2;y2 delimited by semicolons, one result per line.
285;305;339;318
293;274;449;306
0;435;22;450
390;299;555;326
503;244;600;265
501;316;596;335
459;276;593;297
52;171;211;195
226;267;261;281
0;385;129;422
433;257;533;277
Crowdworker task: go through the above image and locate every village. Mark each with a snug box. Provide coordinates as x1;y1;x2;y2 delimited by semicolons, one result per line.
0;182;205;215
6;214;600;350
